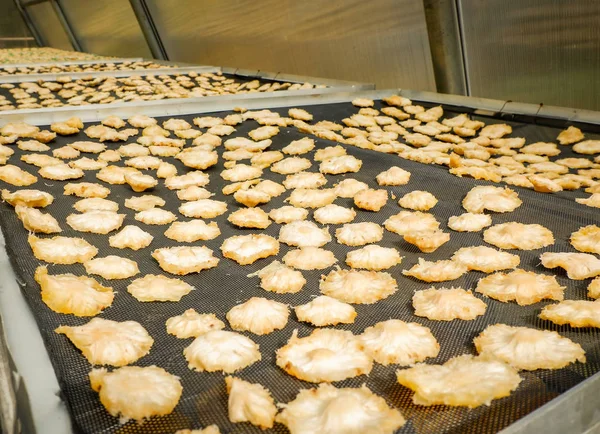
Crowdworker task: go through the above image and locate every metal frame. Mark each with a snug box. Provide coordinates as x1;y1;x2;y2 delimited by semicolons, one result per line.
2;89;600;434
128;0;168;60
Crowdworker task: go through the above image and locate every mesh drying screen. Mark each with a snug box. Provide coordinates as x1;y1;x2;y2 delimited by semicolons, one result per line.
0;100;599;434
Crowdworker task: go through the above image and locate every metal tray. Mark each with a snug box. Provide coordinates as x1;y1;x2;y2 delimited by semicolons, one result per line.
1;89;599;434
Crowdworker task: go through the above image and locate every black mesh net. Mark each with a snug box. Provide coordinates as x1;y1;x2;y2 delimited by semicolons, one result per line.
0;100;599;434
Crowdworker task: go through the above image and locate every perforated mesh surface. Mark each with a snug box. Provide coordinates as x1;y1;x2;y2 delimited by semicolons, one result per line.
0;100;599;434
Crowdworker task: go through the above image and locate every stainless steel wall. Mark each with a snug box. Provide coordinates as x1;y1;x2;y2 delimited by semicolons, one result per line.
144;0;436;90
27;2;72;51
59;0;151;58
459;0;600;110
0;0;35;48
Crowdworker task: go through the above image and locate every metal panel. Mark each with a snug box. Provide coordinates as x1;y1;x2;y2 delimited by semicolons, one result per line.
26;1;73;51
0;0;35;48
459;0;600;111
145;0;436;90
59;0;152;58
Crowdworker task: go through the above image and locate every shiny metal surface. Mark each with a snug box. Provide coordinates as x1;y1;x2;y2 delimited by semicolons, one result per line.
128;0;168;60
26;1;72;51
459;0;600;110
423;0;467;95
144;0;436;90
59;0;152;58
0;0;35;48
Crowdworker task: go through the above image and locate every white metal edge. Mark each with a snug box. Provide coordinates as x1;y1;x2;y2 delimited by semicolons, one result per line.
0;233;72;434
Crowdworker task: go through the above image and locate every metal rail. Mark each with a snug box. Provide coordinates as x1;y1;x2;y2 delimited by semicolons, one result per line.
128;0;168;60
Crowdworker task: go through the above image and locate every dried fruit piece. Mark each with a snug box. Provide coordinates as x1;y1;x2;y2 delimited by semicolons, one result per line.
413;287;486;321
29;234;97;264
335;222;383;246
279;221;331;247
15;205;61;233
283;247;337;270
84;256;139;280
225;377;277;430
67;211;125;234
403;258;467;282
320;268;398;304
128;274;193;302
452;246;520;273
462;185;522;214
447;212;492;232
354;188;387;212
376;166;411;186
152;246;219;275
184;330;261;373
540;252;600;280
166;309;225;338
384;211;440;235
346;245;402;270
247;261;306;294
396;355;521;408
221;234;279;265
227;297;289;335
483;222;554;250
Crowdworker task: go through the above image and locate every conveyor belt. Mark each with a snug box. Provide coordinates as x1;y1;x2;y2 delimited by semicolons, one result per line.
0;100;599;434
0;74;311;110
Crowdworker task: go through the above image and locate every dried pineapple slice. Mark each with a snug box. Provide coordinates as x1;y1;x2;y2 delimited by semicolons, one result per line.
376;166;411;186
276;383;405;434
34;266;112;316
96;166;140;185
283;172;327;189
294;296;356;326
384;211;440;235
175;425;220;434
69;157;107;171
403;258;467;282
124;156;162;170
177;186;212;201
108;225;153;250
18;140;50;152
276;329;372;382
1;189;53;207
135;208;177;225
557;126;584;145
0;164;37;186
314;145;346;162
152;246;219;275
249;125;279;141
64;182;110;199
165;171;209;190
73;197;118;213
29;234;97;264
128;274;193;302
125;172;157;192
271;157;312;175
404;230;450;253
15;205;61;233
165;220;221;242
282;137;315;155
588;277;600;299
89;366;182;422
354;188;387;212
540;252;600;280
221;164;262;182
334;178;368;198
184;330;261;373
540;300;600;328
319;155;362;174
227;297;289;335
123;195;164;212
345;245;402;270
233;188;271;207
396;354;521;408
251;150;283;168
447;212;492;232
398;190;438;211
452;246;520;272
280;221;331;247
221;234;279;265
67;211;125;234
484;222;554;250
269;206;308;224
84;256;139;280
283;247;337;270
39;163;83;180
576;193;600;208
462;185;522;214
177;149;218;170
166;309;225;338
179;199;227;219
474;324;586;370
247;261;306;294
335;222;383;246
313;204;356;225
360;320;439;366
320;267;398;304
21;153;62;168
128;114;157;128
225;376;276;430
413;287;486;320
56;318;152;366
476;269;565;305
157;162;177;179
286;188;336;208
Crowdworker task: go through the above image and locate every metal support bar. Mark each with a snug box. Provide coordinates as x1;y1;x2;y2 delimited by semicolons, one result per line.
19;0;47;7
49;0;82;52
422;0;468;95
128;0;168;60
12;0;44;47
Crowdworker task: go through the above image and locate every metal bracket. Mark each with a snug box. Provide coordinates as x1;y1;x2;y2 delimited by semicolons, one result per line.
128;0;168;60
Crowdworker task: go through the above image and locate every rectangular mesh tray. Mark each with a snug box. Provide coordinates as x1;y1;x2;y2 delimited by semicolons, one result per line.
0;100;599;434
